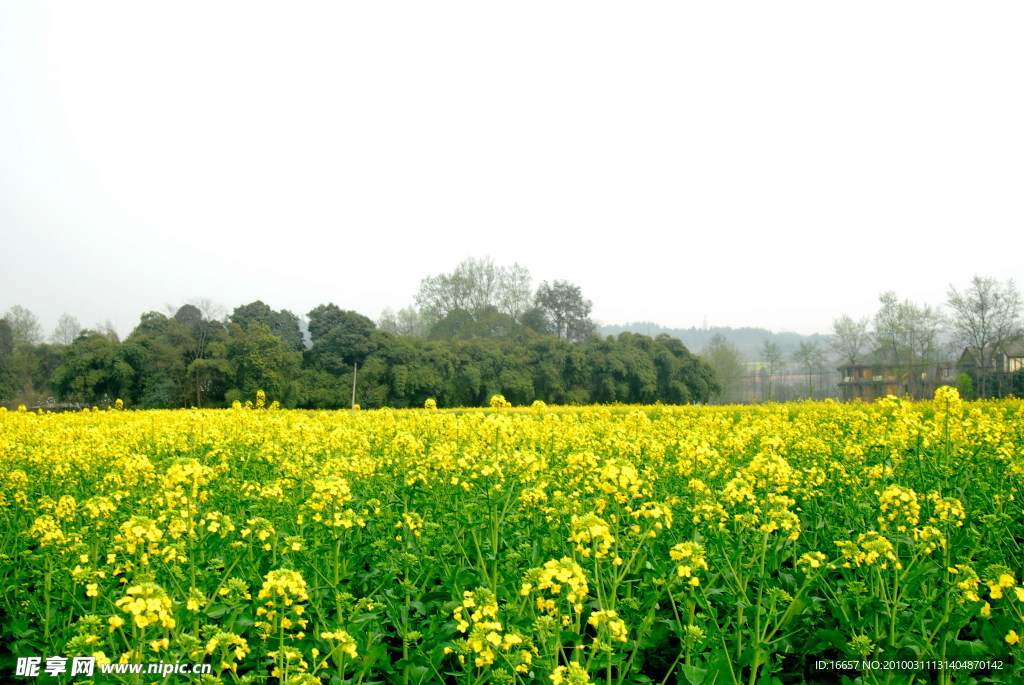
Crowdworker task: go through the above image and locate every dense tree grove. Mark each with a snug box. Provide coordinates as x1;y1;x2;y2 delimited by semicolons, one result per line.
9;271;1018;409
0;296;718;409
0;316;717;409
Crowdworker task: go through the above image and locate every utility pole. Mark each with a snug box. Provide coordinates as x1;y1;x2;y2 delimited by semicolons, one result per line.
351;363;357;413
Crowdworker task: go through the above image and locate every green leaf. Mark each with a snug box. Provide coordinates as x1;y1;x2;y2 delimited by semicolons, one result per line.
407;664;431;682
7;619;35;638
560;629;583;643
809;628;848;652
705;650;735;683
206;604;228;618
678;664;707;685
951;638;997;658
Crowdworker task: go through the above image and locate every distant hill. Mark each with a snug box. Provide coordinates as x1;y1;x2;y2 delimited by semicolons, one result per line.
598;322;832;360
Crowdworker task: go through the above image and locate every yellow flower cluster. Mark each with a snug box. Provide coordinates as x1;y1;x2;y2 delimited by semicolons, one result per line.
627;500;673;538
927;492;966;526
489;394;512;408
240;517;276;550
522;558;589;626
550;661;592;685
258;568;308;605
796;551;827;573
594;459;644;504
669;541;709;587
113;583;175;629
588;609;628;643
306;476;366;529
568;513;615;559
450;588;532;671
205;630;250;672
320;630;358;659
28;514;70;549
835;531;901;570
877;484;921;532
255;569;309;634
949;564;983;603
758;493;801;540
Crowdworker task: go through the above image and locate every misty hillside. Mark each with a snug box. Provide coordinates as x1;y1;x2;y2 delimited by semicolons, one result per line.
599;322;832;360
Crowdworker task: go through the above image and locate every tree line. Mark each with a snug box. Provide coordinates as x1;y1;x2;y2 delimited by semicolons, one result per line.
693;275;1024;403
829;277;1024;399
0;259;719;409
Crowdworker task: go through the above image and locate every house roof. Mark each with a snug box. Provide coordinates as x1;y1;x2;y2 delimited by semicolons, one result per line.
958;339;1024;365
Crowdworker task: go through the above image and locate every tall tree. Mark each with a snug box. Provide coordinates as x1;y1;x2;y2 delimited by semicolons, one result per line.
905;302;944;398
0;318;16;402
873;292;911;395
497;263;533;325
230;301;305;352
226;322;301;406
305;310;378;374
4;305;43;347
50;313;82;346
830;315;871;367
792;341;826;399
51;332;136;405
702;333;746;404
534;280;595;342
379;306;427;337
415;257;533;332
152;304;229;407
947;276;1024;397
760;339;784;401
873;292;945;399
307;303;346;344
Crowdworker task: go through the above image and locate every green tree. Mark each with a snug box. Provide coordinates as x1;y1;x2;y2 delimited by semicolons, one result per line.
305;310;378;374
169;305;228;406
955;372;975;400
124;312;186;407
51;313;82;346
791;341;826;399
873;292;944;399
230;301;305;352
525;336;571;402
226;322;302;407
378;306;427;337
307;303;346;344
497;263;533;326
760;339;784;401
4;305;43;347
415;257;533;333
702;333;746;404
123;307;228;407
651;335;707;404
428;308;481;341
534;280;595;342
0;310;64;406
947;276;1023;398
829;315;871;367
0;318;14;402
519;307;550;336
51;332;136;405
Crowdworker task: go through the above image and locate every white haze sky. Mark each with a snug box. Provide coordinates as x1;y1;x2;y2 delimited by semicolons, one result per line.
2;2;1022;340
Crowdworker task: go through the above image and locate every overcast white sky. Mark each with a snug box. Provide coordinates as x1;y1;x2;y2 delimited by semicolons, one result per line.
2;2;1021;339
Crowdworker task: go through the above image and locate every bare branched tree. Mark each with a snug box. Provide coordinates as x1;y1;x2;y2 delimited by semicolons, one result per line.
947;276;1023;397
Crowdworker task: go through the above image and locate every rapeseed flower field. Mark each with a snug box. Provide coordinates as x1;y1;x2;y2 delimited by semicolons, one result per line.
1;388;1022;683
